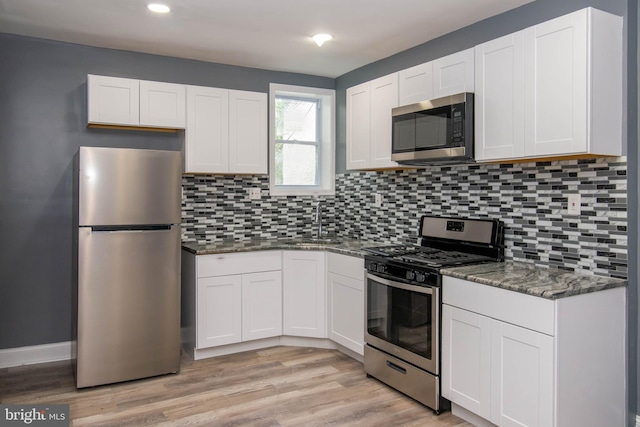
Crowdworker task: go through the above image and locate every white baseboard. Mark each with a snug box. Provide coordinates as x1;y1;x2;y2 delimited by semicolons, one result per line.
0;341;72;368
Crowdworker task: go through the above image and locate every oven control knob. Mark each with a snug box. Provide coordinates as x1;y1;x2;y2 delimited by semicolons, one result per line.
405;271;416;281
377;264;386;274
415;272;425;283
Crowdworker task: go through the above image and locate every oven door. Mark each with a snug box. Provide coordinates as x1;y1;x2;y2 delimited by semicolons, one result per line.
365;273;439;374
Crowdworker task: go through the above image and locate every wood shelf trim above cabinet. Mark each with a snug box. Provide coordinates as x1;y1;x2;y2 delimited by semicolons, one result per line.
87;124;179;133
477;153;620;165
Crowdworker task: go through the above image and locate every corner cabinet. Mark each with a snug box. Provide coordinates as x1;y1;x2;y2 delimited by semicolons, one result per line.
87;74;185;129
282;251;326;338
184;85;267;174
475;8;622;162
346;73;399;170
442;276;626;427
327;253;365;355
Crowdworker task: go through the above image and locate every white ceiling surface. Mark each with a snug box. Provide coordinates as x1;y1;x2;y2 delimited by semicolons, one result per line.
0;0;534;78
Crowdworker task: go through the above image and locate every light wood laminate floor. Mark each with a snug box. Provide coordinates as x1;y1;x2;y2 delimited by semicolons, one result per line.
1;346;473;426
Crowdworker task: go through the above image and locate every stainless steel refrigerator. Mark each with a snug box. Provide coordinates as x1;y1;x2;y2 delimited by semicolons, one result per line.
74;146;182;388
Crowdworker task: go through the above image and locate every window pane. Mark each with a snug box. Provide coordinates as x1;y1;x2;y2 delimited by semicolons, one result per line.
275;98;318;142
275;142;317;185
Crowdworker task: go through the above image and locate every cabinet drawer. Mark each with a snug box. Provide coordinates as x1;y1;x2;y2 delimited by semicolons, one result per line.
443;276;555;335
197;251;281;278
327;252;364;280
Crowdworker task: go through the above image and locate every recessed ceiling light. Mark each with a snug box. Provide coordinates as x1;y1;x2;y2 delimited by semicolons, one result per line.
312;34;333;47
148;3;171;13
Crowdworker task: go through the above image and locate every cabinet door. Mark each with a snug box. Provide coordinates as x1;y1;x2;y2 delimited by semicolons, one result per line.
139;80;186;128
490;319;554;427
346;82;371;170
282;251;326;338
185;85;229;173
475;32;525;161
432;48;475;98
328;272;364;355
241;271;282;341
229;90;268;174
87;75;139;126
196;275;242;348
398;62;433;105
524;10;587;157
370;73;399;169
442;305;491;420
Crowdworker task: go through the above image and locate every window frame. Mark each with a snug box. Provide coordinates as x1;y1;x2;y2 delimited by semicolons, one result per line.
269;83;335;196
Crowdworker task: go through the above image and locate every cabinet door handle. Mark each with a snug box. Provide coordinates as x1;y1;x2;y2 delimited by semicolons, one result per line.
386;360;407;375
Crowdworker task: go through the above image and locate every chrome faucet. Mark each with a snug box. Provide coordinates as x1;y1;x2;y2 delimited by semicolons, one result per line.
315;200;327;238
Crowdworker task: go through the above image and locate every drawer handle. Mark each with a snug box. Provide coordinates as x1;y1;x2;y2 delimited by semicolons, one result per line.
217;256;225;260
386;360;407;375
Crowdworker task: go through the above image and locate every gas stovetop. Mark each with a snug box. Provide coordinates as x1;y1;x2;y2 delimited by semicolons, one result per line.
363;244;496;269
363;215;505;285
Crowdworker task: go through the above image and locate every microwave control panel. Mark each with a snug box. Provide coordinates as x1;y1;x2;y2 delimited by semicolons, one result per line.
451;104;465;146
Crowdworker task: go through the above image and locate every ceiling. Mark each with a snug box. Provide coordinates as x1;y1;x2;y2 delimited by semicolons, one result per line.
0;0;534;78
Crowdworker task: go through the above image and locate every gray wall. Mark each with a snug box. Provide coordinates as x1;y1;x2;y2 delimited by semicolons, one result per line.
0;33;333;350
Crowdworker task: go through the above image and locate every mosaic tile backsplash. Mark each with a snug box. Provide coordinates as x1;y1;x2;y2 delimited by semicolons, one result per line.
182;157;627;279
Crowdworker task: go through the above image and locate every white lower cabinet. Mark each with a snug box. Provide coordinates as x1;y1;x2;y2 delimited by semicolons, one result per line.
183;250;282;352
183;249;366;361
197;275;242;348
282;251;326;338
241;271;282;341
442;304;553;426
442;276;625;427
327;253;365;355
490;318;553;427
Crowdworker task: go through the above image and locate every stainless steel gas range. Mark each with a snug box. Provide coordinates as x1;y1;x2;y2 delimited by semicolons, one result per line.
363;214;504;414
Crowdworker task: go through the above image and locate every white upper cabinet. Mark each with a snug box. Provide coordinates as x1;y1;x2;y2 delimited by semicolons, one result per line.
229;90;268;174
346;73;399;170
398;62;434;105
370;74;399;169
346;81;371;170
185;85;229;173
88;75;140;126
398;49;473;107
474;32;526;161
139;80;186;128
88;74;185;129
184;86;267;174
476;8;622;162
432;48;475;98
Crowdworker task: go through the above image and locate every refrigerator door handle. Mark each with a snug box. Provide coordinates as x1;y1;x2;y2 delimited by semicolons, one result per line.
89;225;174;232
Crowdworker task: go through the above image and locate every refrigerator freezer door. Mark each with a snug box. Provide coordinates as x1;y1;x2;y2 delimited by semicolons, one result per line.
76;225;181;388
78;146;181;226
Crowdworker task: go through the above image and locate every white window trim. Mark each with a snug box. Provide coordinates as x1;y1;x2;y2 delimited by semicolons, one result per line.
269;83;335;196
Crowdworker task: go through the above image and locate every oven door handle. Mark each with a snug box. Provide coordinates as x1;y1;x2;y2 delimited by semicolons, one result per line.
366;273;434;295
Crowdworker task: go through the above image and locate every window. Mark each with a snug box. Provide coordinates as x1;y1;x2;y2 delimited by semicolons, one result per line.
269;84;335;196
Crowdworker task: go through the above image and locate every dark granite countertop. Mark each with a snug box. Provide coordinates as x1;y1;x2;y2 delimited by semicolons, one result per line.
441;261;627;300
181;239;376;258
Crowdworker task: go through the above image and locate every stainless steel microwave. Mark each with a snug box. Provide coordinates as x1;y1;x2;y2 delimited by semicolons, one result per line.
391;92;474;165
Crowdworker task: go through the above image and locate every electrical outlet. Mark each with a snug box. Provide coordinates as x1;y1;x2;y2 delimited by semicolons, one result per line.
567;193;581;215
248;188;261;200
374;193;383;207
